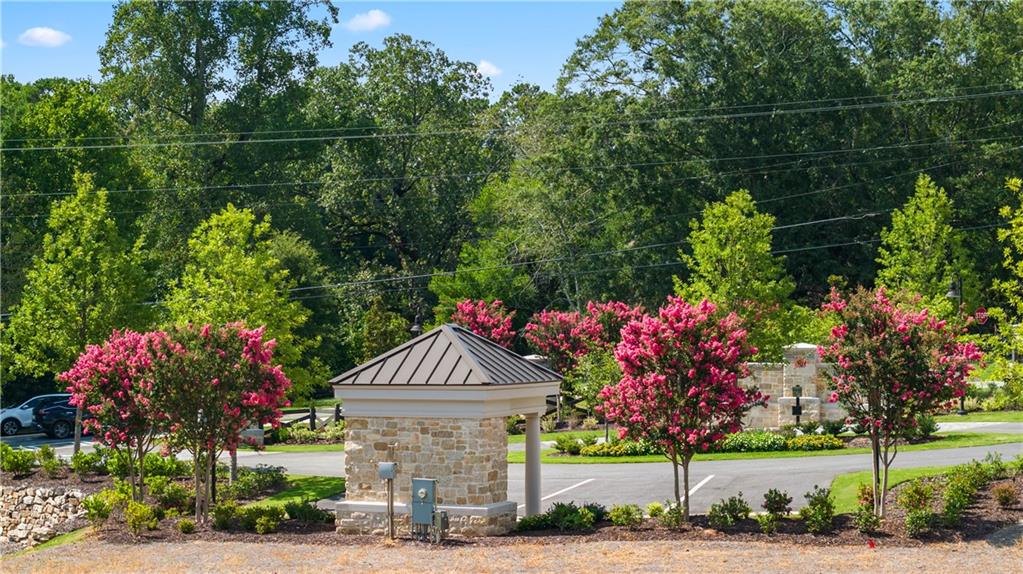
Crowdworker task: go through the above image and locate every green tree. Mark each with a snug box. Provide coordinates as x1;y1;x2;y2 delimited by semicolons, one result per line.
316;35;504;314
876;175;975;315
165;205;321;398
357;298;411;363
996;177;1023;318
674;190;796;360
5;173;150;451
99;0;339;288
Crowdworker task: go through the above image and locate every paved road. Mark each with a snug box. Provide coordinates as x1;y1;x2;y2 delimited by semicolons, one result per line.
6;424;1021;515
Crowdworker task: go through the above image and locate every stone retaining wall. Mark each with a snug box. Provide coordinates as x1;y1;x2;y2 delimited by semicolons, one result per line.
0;485;86;547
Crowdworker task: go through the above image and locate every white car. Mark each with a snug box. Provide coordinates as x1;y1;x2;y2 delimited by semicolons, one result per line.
0;394;70;436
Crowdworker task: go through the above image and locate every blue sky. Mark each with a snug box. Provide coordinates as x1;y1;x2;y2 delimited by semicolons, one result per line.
0;1;620;96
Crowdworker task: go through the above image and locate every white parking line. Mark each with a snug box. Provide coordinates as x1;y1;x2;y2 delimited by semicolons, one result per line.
685;474;715;500
517;478;595;509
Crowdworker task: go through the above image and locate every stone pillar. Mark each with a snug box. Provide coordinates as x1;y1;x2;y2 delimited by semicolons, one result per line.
524;412;541;517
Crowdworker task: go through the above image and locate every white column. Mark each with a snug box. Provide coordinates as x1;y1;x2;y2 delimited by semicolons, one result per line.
524;412;541;517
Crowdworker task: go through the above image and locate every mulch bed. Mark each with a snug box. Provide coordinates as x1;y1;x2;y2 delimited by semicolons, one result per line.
0;469;114;494
90;477;1023;550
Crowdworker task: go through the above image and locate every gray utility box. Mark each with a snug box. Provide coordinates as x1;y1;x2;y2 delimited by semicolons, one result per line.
411;477;436;526
378;462;397;480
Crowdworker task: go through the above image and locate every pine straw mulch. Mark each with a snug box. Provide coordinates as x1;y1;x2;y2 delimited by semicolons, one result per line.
92;477;1023;550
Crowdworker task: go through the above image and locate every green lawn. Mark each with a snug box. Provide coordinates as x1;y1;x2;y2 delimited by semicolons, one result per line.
934;411;1023;423
830;466;951;514
246;475;346;508
506;432;1023;464
280;397;341;413
506;429;604;444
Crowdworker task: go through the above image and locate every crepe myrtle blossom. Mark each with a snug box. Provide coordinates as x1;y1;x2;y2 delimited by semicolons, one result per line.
598;297;765;521
451;299;516;348
148;322;291;523
61;329;165;501
818;286;982;517
524;301;645;373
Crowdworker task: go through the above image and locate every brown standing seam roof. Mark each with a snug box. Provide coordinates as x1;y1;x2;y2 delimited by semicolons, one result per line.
329;324;562;386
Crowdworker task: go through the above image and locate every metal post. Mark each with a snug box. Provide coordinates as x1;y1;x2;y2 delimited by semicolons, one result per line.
386;477;395;540
309;405;316;431
334;403;342;423
795;395;801;426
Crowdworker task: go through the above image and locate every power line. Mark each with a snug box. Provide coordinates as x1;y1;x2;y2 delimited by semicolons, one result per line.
4;89;1020;153
4;133;1018;208
4;82;1013;144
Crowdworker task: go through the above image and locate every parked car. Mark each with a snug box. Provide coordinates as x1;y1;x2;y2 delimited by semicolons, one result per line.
34;399;92;440
0;393;70;436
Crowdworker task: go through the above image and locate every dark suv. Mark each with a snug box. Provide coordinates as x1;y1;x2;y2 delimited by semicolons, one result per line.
34;399;92;439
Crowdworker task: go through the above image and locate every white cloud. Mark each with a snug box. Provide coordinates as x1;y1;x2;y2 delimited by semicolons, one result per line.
343;9;391;32
476;60;502;78
18;27;71;48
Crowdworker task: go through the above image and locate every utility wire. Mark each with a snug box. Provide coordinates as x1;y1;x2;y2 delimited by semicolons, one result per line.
4;89;1020;152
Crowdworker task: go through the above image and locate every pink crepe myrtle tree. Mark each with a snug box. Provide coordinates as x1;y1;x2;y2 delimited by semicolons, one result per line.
523;309;599;374
60;329;164;502
818;287;982;517
450;299;516;348
585;300;646;349
149;323;291;523
598;297;765;521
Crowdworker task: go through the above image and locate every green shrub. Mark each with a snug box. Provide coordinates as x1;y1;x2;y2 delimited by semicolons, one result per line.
762;489;792;516
540;414;557;433
553;436;583;456
124;501;158;537
323;421;346;441
645;502;664;518
35;445;57;464
40;456;66;478
658;503;685;529
797;421;821;435
222;465;288;500
799;486;834;534
284;499;333;523
719;431;787;453
70;450;105;475
992;483;1019;508
579;439;661;457
177;518;195;534
785;434;843;451
581;435;598;447
143;453;188;478
608;504;643;528
0;444;37;476
707;493;751;530
897;479;933;513
145;475;190;509
904;509;933;538
856;482;874;508
239;506;286;533
907;414;939;440
983;452;1008;480
286;426;319;443
820;420;846;436
255;515;279;534
506;416;523;435
755;513;779;534
82;493;114;525
515;502;596;532
212;500;239;530
581;417;600;431
582;502;607;522
853;505;880;533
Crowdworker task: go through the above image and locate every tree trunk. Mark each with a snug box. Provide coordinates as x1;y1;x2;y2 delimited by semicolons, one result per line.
136;441;146;502
72;405;83;455
193;449;205;523
870;428;882;516
126;448;138;503
670;449;681;512
682;455;692;522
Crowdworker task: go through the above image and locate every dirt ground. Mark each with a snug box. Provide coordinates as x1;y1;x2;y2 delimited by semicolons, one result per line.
3;537;1022;574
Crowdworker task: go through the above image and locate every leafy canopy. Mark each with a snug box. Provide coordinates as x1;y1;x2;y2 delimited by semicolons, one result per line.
165;205;320;398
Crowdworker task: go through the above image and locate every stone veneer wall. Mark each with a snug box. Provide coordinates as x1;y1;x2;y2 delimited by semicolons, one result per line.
741;345;846;429
0;485;85;547
338;415;515;536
